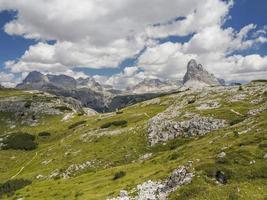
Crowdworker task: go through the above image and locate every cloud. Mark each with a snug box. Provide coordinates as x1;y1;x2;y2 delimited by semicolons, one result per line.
146;0;233;38
0;0;266;87
0;72;17;87
0;0;201;71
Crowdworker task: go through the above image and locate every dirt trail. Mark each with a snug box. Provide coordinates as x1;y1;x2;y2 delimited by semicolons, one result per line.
11;152;38;179
230;109;244;116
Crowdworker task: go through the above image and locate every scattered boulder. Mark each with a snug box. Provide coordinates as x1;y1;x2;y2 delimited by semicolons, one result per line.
228;94;247;102
196;102;220;110
108;162;194;200
247;102;267;116
36;174;45;180
215;171;227;184
217;152;226;158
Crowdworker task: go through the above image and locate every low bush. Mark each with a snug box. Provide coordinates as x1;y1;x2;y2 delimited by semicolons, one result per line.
188;99;196;104
0;179;32;197
54;106;72;112
38;131;51;138
100;120;128;129
229;117;246;126
169;152;179;160
68;120;86;129
113;171;126;180
198;164;232;182
2;132;37;151
116;110;123;114
24;101;32;108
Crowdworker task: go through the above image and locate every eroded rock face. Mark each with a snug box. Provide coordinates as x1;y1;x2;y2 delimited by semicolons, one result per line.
108;162;194;200
183;59;222;88
148;116;226;146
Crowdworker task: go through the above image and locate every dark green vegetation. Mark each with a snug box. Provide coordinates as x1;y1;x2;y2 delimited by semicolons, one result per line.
38;131;51;138
54;106;72;112
113;171;126;180
0;179;32;197
229;117;246;126
1;132;37;151
100;120;128;129
0;83;266;200
68;120;86;129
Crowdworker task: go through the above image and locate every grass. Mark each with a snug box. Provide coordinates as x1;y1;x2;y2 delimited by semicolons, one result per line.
0;82;266;199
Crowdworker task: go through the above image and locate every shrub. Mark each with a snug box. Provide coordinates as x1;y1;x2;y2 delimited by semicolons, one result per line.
169;152;179;160
188;98;196;104
100;120;128;129
238;85;243;91
24;101;32;108
0;179;32;197
54;106;72;112
38;131;51;138
198;164;232;182
68;121;86;129
229;117;246;126
2;133;37;151
113;171;126;180
116;110;123;114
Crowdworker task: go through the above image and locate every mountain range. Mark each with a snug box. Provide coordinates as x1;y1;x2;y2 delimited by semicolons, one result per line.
15;59;224;112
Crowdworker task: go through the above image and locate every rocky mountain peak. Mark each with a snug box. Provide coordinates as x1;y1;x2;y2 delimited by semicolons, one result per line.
183;59;222;87
77;77;102;89
23;71;48;84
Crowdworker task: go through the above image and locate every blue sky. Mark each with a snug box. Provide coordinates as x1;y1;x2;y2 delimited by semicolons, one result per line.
0;0;266;87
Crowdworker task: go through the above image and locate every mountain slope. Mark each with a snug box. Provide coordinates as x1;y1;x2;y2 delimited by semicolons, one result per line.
0;81;266;199
127;79;181;94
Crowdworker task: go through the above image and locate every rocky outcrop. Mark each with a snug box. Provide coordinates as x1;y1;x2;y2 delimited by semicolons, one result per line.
247;102;267;116
108;162;194;200
148;116;226;146
183;59;222;88
196;101;221;110
0;92;94;125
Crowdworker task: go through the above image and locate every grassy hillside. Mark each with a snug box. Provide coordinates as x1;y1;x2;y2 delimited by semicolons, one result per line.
0;83;266;200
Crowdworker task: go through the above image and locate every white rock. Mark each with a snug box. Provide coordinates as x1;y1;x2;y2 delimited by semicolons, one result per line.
217;152;226;158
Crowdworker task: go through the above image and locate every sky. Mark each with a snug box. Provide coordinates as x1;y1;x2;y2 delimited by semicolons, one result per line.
0;0;266;88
